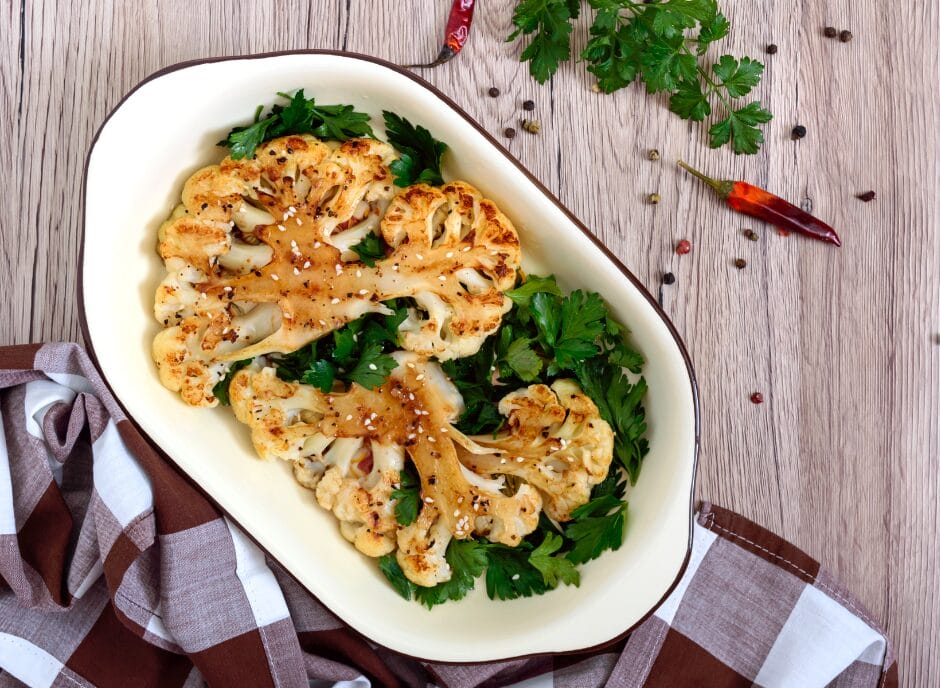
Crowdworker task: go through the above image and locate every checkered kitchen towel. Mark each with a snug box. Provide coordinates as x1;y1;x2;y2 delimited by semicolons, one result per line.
0;343;898;688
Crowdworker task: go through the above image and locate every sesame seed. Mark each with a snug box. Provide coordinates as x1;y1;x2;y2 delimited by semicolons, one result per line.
408;393;415;401
331;297;341;304
463;246;471;252
407;363;415;368
303;261;311;268
453;510;460;517
490;250;498;255
428;436;436;443
293;267;300;275
424;496;434;504
288;206;296;213
370;413;377;419
318;319;326;326
457;496;464;504
271;274;279;281
291;240;298;247
446;251;453;258
295;218;302;225
500;458;507;464
440;427;448;433
438;275;446;282
223;286;232;292
566;456;574;463
416;374;425;381
416;253;423;260
356;270;362;277
418;424;424;433
368;363;378;370
516;457;524;463
345;414;353;421
222;327;229;334
408;433;417;440
277;225;286;232
511;574;520;581
335;264;343;275
282;213;289;221
314;241;321;248
359;289;368;295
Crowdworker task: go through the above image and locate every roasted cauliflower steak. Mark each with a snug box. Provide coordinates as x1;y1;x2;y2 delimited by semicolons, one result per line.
151;134;521;407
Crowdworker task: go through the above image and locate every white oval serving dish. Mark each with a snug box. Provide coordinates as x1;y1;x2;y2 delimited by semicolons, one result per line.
81;51;698;663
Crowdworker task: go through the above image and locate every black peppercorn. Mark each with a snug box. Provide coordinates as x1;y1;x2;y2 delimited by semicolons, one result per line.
504;127;516;138
488;87;500;97
522;100;535;111
857;190;876;202
824;26;838;37
766;44;778;54
791;125;807;140
734;258;747;269
662;272;676;285
839;30;853;42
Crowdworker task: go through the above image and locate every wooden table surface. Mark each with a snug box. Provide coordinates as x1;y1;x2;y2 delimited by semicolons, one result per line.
2;0;937;683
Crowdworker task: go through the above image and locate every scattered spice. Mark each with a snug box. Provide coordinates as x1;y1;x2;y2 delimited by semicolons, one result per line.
647;148;661;161
521;119;541;134
648;192;661;204
504;127;516;139
839;30;853;42
750;392;764;404
676;239;692;255
791;125;807;140
522;99;535;111
857;190;876;202
678;160;841;246
734;258;747;269
743;228;760;241
766;43;778;54
488;86;500;97
824;26;838;38
662;272;676;285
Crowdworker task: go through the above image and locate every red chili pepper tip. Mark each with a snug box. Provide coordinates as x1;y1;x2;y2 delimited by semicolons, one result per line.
676;239;692;255
750;392;764;404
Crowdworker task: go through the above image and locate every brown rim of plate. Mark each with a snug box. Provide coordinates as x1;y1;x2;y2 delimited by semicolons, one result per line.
77;49;701;666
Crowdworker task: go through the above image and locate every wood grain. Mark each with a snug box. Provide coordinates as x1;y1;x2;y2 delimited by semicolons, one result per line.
1;0;937;682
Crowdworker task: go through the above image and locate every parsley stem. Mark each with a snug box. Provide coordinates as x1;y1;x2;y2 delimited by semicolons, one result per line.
685;46;734;111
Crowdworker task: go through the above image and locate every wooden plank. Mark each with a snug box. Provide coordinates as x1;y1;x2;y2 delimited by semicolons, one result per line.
1;0;937;682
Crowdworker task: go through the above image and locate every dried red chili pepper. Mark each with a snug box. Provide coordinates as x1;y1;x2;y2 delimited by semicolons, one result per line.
407;0;476;68
678;161;841;247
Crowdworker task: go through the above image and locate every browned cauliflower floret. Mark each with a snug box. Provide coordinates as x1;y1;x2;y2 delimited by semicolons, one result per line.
396;504;452;587
456;379;615;522
152;134;522;407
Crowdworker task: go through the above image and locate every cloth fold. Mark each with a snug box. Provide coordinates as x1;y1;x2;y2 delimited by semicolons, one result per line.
0;343;897;688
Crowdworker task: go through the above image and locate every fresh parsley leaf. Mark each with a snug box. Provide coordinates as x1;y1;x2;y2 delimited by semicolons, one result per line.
554;290;606;367
391;462;421;526
414;539;488;608
566;495;627;565
708;100;773;154
505;274;562;308
485;544;548;600
301;359;336;393
212;359;252;405
382;111;447;187
220;89;374;159
712;55;764;98
529;532;580;588
696;11;730;51
669;78;712;121
349;231;387;267
531;291;561;346
640;39;699;94
509;0;580;84
503;338;543;382
378;553;415;600
346;343;398;389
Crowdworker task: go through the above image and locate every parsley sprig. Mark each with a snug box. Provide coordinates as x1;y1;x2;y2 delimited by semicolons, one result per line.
219;89;375;160
382;111;447;187
268;301;408;392
509;0;772;154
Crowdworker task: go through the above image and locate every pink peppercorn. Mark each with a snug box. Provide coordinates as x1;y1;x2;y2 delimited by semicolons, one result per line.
676;239;691;255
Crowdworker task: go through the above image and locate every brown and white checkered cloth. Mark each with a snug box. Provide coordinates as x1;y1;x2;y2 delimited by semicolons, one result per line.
0;343;898;688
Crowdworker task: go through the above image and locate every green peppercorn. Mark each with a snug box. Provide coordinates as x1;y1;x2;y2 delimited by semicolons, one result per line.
647;149;661;161
648;192;661;204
